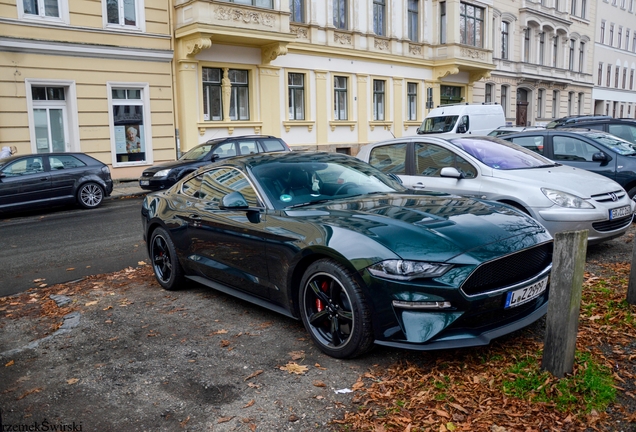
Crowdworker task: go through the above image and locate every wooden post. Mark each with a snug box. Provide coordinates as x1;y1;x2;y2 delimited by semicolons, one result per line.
627;236;636;304
542;230;588;378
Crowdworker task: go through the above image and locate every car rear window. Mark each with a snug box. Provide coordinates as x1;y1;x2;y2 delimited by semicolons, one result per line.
260;139;287;152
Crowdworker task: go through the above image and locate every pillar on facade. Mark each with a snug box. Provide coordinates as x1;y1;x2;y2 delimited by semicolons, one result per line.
315;71;328;146
357;75;369;144
258;66;282;136
393;78;404;137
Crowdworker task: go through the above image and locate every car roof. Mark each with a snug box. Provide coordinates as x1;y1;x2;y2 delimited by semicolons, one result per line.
0;152;93;163
501;128;619;139
203;135;282;145
196;150;354;172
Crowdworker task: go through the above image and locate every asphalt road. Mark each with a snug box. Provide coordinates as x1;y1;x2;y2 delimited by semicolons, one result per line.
0;196;148;297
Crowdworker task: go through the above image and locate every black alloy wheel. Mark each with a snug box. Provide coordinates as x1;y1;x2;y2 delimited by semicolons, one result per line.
299;259;373;359
77;182;104;209
149;227;184;290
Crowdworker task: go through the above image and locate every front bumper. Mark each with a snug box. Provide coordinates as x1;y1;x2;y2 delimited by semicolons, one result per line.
138;176;175;191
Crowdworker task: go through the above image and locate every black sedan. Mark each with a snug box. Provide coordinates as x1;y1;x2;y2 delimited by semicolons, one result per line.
0;152;113;213
141;152;553;358
138;135;291;191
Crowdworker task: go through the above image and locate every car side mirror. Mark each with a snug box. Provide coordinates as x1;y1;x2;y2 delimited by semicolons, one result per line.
457;124;467;134
220;191;249;209
592;152;610;162
440;167;465;179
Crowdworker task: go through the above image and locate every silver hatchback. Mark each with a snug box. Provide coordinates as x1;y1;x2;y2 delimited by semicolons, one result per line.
357;134;635;245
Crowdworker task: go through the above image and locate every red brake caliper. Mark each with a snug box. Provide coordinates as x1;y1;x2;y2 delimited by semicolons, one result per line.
315;281;329;311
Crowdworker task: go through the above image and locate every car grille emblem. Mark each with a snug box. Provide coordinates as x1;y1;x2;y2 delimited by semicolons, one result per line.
609;192;618;201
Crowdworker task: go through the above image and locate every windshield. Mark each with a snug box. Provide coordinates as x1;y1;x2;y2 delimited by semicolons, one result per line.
582;132;636;155
420;116;458;133
449;137;556;170
252;158;405;209
181;144;214;161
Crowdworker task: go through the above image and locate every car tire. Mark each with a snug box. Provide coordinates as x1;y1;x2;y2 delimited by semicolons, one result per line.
627;186;636;200
149;227;185;291
299;259;374;359
77;182;104;209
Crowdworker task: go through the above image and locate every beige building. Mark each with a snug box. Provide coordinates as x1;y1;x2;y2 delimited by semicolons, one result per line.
0;0;175;179
474;0;596;126
591;0;636;118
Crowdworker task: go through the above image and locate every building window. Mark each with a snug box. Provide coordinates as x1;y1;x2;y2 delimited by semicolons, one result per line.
553;36;559;67
600;21;605;44
19;0;69;23
109;85;149;164
524;28;530;62
440;2;447;44
568;39;575;71
485;83;493;103
333;0;347;29
552;90;559;118
618;27;623;49
626;30;630;51
539;32;545;65
290;0;304;23
408;0;419;42
598;63;603;85
105;0;145;30
373;80;386;121
373;0;386;36
631;69;635;90
571;0;576;14
578;93;584;115
610;24;614;47
334;76;348;120
288;73;305;120
30;86;68;153
623;68;628;88
501;22;509;59
615;66;620;88
460;2;484;47
501;85;508;116
578;42;585;72
607;65;612;86
407;82;418;120
581;0;587;18
537;89;544;118
633;33;636;52
202;67;249;121
556;0;560;10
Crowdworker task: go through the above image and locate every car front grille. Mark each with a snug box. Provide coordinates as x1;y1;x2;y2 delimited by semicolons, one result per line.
592;215;633;232
455;295;545;330
141;172;154;178
460;242;553;296
591;189;627;203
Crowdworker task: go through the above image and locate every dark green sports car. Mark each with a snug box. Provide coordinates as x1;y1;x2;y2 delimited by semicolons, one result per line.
141;151;553;359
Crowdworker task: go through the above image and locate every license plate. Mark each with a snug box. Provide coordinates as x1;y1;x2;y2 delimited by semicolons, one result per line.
140;180;149;186
610;205;632;220
505;276;548;309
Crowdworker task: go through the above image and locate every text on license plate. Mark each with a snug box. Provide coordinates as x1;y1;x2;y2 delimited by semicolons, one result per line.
140;180;149;186
505;276;548;309
610;205;632;220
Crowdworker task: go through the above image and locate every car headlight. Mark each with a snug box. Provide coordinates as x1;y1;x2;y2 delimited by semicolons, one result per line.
154;169;171;177
368;260;452;280
541;188;595;209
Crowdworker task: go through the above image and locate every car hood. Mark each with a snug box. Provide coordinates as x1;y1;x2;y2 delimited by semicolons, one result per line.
284;193;550;263
143;159;206;174
489;164;623;196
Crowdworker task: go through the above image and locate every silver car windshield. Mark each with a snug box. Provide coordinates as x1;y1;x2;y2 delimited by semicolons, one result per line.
421;116;458;133
450;137;557;170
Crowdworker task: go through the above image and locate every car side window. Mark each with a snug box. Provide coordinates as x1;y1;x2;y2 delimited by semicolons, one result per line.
415;143;477;178
50;155;86;170
368;144;406;175
259;139;286;152
212;143;237;158
180;174;203;198
553;136;598;162
1;157;44;176
199;168;259;207
509;136;545;155
237;140;258;155
609;124;636;144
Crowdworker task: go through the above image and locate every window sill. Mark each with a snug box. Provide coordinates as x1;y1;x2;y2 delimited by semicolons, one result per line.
329;120;356;131
198;121;263;136
404;120;421;131
369;120;393;131
283;120;315;132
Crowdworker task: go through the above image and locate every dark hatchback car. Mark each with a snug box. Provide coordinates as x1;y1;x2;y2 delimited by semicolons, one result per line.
547;116;636;145
502;128;636;198
138;135;291;191
0;152;113;213
142;151;553;359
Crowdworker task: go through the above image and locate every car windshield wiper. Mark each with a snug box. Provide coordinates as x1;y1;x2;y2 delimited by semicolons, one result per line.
286;198;333;209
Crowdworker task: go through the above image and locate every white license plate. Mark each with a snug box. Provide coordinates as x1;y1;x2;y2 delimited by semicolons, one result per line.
505;276;548;309
140;180;149;186
610;205;632;220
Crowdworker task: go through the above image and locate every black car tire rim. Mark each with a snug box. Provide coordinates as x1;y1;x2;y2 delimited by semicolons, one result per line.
79;183;103;208
151;233;173;284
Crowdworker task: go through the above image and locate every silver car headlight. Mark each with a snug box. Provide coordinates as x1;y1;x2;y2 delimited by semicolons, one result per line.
368;260;452;280
541;188;595;209
154;169;171;177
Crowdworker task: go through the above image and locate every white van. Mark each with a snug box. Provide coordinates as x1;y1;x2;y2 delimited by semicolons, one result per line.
417;103;506;136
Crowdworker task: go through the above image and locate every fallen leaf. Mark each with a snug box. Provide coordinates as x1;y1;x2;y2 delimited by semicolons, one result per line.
103;306;113;311
280;362;308;375
66;268;75;271
245;370;263;381
289;350;305;360
5;360;14;367
85;301;98;306
137;261;146;266
67;378;79;385
220;340;231;347
312;380;327;387
217;416;234;424
17;388;42;400
211;329;228;335
243;399;255;408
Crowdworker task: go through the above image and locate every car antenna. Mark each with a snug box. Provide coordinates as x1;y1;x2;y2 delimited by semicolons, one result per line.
388;129;395;138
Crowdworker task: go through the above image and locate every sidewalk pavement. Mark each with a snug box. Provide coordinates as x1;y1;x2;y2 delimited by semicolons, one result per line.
109;179;148;199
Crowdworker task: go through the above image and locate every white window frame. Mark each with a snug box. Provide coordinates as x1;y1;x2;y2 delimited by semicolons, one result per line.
24;79;79;153
17;0;70;25
102;0;146;32
107;82;153;167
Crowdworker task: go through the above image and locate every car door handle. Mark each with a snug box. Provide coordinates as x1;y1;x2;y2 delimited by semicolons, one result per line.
189;214;202;220
412;183;426;189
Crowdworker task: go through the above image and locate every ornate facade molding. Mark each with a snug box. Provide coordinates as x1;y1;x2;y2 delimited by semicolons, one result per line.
334;32;352;45
374;38;389;51
290;25;308;39
434;66;460;80
470;70;492;82
259;67;280;77
408;44;422;56
185;37;212;57
460;48;486;60
215;6;274;27
261;42;288;64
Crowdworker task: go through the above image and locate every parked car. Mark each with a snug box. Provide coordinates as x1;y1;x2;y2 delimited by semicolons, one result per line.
488;125;546;137
357;135;635;245
0;152;113;212
142;151;554;358
138;135;291;191
546;116;636;145
501;128;636;198
417;103;505;136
